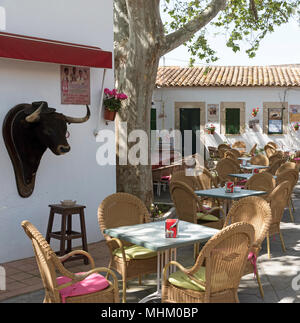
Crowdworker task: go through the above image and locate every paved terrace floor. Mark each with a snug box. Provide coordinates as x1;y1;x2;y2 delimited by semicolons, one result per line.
1;183;300;303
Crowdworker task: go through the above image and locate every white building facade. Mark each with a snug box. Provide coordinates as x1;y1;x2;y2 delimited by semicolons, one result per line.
0;0;115;262
153;65;300;154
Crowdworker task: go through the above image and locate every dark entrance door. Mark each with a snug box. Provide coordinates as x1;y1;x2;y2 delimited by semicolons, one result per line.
179;108;200;156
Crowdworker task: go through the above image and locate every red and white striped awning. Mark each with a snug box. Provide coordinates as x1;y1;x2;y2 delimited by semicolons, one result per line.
0;31;112;68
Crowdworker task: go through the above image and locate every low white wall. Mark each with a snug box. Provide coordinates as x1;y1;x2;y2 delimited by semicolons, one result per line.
0;0;115;262
153;86;300;152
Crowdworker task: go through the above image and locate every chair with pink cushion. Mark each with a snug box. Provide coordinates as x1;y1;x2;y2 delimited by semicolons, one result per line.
21;220;119;303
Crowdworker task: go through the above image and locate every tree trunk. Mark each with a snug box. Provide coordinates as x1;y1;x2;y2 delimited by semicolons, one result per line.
114;0;164;208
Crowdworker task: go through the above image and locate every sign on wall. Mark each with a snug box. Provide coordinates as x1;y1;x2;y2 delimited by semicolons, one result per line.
289;105;300;122
249;119;260;132
61;65;91;105
268;108;283;134
207;104;219;123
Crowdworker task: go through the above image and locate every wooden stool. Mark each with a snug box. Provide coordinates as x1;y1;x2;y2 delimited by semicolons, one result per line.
46;204;89;265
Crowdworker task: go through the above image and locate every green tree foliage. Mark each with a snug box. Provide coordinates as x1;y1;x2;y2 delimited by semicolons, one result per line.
162;0;300;65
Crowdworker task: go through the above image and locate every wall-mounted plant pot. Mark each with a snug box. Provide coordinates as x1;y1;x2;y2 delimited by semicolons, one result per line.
104;108;116;121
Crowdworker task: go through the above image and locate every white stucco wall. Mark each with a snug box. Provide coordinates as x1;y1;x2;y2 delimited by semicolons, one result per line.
153;86;300;152
0;0;115;262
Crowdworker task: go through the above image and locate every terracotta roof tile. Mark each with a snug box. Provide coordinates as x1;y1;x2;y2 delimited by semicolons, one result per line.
156;64;300;87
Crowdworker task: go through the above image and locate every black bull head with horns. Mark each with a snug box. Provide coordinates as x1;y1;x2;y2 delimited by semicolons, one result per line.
2;101;90;197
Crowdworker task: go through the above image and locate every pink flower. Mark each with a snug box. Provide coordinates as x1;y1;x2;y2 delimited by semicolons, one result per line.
111;89;118;96
117;93;128;100
104;88;112;96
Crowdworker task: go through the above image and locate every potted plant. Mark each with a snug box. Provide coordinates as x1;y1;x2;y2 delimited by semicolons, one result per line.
294;122;299;131
251;107;259;118
206;124;216;134
103;88;128;121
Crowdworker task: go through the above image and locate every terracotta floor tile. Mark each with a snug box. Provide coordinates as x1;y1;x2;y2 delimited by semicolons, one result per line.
11;272;35;281
7;281;27;292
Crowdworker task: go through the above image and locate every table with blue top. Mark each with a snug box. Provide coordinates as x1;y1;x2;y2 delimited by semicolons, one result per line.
240;164;269;173
228;173;277;180
104;220;218;303
195;187;266;214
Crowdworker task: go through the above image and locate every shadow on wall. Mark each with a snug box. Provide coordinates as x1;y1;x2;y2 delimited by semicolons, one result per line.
205;124;300;151
0;6;6;30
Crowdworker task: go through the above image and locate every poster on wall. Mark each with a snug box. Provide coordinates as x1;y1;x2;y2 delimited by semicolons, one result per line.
249;119;260;132
207;104;219;123
268;108;283;134
289;105;300;122
61;65;91;105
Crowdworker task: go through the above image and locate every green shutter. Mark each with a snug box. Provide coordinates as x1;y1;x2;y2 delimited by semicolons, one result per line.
151;108;157;131
226;109;240;134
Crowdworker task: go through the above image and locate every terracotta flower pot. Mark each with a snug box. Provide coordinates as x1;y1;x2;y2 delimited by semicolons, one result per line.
104;108;116;121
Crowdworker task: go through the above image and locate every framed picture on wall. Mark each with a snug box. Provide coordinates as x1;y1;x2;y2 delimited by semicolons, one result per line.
289;105;300;122
268;108;283;134
61;65;91;105
207;104;219;123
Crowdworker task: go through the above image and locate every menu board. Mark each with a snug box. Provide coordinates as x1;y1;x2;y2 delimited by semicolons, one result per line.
61;65;91;105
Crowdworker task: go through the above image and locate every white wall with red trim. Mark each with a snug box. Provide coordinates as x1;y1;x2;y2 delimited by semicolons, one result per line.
0;0;115;262
153;86;300;154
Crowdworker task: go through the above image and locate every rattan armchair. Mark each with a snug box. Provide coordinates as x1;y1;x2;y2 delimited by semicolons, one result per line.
162;222;254;303
276;169;299;222
265;181;291;258
250;154;269;166
248;143;257;156
21;220;119;303
264;144;277;158
98;193;157;303
244;172;276;199
223;196;272;299
275;162;298;176
267;159;283;175
170;181;225;230
215;158;241;186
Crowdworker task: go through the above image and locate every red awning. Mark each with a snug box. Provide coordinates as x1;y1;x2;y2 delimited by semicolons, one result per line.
0;32;112;69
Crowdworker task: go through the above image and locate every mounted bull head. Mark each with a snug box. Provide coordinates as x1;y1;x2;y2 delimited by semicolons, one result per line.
2;101;90;197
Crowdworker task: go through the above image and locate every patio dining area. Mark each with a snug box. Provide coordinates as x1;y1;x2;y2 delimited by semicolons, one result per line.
1;141;300;303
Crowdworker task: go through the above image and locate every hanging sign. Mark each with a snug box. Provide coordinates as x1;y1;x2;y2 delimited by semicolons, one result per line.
61;65;91;105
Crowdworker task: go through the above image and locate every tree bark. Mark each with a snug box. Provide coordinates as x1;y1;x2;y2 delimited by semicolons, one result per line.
114;0;227;208
115;0;164;207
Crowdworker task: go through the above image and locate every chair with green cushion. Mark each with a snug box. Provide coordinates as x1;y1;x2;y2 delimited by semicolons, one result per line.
170;180;225;230
98;193;157;303
162;222;254;303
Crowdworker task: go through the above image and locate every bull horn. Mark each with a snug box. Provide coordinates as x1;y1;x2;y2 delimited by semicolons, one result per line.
25;102;44;123
64;105;90;124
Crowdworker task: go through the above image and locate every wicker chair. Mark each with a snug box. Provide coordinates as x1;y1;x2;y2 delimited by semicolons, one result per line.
275;162;298;176
248;143;257;156
266;159;283;176
244;172;276;199
267;141;278;149
98;193;157;303
218;143;231;151
162;222;254;303
232;141;246;155
265;181;291;258
171;170;200;190
250;154;269;166
264;144;277;159
215;158;241;186
170;181;225;230
276;169;299;222
224;150;238;162
223;196;272;298
21;220;119;303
